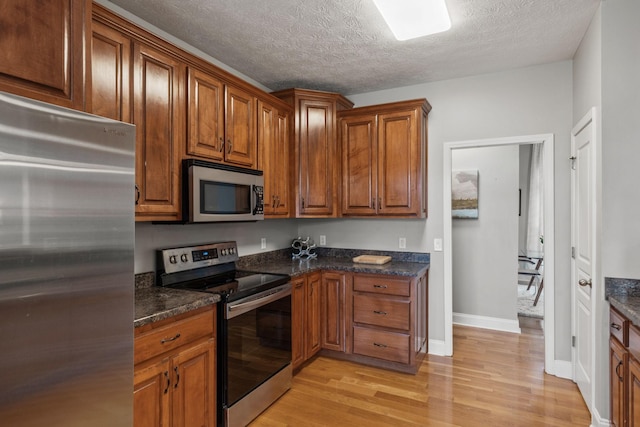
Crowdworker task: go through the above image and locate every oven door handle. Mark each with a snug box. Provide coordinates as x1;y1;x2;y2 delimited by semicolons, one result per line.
226;284;291;319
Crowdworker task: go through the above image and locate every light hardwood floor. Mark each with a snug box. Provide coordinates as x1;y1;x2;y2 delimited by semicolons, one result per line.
250;324;590;426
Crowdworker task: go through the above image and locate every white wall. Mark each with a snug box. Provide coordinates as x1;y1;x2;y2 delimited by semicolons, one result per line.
134;219;298;273
346;61;573;358
451;146;519;324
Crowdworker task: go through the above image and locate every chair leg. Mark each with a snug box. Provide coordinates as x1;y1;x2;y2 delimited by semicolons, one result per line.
533;279;544;306
526;276;535;291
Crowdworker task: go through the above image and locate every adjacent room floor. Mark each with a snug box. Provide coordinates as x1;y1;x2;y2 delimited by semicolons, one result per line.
251;324;589;426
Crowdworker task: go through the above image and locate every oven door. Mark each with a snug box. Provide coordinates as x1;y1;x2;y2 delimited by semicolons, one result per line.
221;283;292;427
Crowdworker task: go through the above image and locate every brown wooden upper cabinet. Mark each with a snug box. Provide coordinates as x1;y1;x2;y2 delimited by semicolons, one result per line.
339;99;431;218
92;5;184;221
0;0;89;110
272;88;354;218
258;99;292;217
187;68;257;169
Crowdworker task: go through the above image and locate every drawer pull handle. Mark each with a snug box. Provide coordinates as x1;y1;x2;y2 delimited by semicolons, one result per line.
373;342;388;348
611;323;622;331
373;310;387;316
373;285;387;289
163;371;170;394
161;333;181;344
616;361;624;381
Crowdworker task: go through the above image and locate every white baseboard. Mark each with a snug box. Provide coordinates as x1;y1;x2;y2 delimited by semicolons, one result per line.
551;360;573;380
428;339;447;356
453;312;521;334
590;405;609;427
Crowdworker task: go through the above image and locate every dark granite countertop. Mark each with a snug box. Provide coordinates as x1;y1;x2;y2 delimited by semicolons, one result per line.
606;277;640;325
134;273;219;328
240;257;429;278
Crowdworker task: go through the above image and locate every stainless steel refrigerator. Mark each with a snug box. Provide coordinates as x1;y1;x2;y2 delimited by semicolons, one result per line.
0;91;135;426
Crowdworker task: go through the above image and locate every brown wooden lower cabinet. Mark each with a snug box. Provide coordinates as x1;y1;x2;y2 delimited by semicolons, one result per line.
291;272;321;369
134;306;216;427
610;336;628;427
321;271;349;352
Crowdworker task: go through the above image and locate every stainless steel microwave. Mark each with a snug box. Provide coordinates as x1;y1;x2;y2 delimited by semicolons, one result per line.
183;159;264;223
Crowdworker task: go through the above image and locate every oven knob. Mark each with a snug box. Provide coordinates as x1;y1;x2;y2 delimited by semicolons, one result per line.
229;247;235;254
221;249;227;256
181;254;189;262
169;255;177;264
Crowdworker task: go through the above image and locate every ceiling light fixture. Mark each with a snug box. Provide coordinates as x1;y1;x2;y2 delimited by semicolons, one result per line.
372;0;452;41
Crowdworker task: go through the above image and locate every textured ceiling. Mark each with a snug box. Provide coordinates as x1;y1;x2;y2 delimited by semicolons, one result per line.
107;0;600;95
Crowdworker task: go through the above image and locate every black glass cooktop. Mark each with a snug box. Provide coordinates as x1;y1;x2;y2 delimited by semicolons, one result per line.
168;270;290;302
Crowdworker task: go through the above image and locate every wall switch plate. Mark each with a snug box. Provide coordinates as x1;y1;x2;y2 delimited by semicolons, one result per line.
434;238;443;251
319;235;326;246
399;237;406;249
260;238;266;249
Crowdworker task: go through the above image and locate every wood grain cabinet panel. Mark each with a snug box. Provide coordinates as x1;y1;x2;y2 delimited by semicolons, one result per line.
225;84;256;168
134;307;216;427
610;336;628;427
133;42;185;221
353;326;410;364
187;68;225;161
272;88;354;218
259;99;291;217
0;0;88;110
321;271;349;352
353;294;410;331
339;99;430;218
291;272;321;370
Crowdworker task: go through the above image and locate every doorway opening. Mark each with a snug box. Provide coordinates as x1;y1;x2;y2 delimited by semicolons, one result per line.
443;134;556;375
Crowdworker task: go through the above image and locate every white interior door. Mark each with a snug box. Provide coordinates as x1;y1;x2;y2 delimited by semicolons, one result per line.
572;108;596;411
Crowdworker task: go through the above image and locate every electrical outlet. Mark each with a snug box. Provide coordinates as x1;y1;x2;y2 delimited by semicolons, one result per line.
260;238;266;249
399;237;406;249
320;235;326;246
434;238;443;251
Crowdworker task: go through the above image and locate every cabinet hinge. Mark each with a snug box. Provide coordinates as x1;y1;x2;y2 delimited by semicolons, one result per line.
571;247;575;259
572;336;576;347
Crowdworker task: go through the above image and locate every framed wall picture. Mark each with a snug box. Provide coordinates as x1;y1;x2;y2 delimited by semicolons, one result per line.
452;169;479;219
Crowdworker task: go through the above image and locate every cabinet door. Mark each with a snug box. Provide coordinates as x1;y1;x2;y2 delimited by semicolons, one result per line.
378;108;421;216
260;100;291;217
341;114;378;216
298;99;337;216
171;340;216;427
306;272;322;358
187;68;224;161
610;338;628;427
630;357;640;427
291;276;306;370
134;359;171;427
133;43;184;220
225;85;256;168
321;271;348;352
91;20;132;122
0;0;87;110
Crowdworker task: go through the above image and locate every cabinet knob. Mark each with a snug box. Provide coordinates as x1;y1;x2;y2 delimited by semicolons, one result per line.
611;323;622;331
373;310;387;316
373;284;387;289
373;342;388;348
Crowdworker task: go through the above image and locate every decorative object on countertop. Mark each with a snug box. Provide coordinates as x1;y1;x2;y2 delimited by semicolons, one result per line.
352;255;392;265
292;236;317;260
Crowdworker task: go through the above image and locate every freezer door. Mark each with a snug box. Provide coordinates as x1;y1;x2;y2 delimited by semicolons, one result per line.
0;91;135;426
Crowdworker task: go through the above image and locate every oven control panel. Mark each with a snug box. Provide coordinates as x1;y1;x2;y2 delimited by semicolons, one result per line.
158;241;239;274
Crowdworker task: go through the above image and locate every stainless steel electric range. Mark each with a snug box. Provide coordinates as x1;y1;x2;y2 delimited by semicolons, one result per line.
156;241;292;427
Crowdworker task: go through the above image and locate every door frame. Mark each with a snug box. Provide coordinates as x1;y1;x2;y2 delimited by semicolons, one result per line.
570;107;598;413
443;134;556;374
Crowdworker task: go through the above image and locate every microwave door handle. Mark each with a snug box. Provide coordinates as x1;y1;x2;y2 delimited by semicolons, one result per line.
226;286;291;319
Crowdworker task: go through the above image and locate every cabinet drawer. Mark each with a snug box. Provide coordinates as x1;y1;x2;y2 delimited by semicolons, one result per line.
353;274;410;296
135;309;214;364
353;294;410;330
610;308;629;346
353;326;409;364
